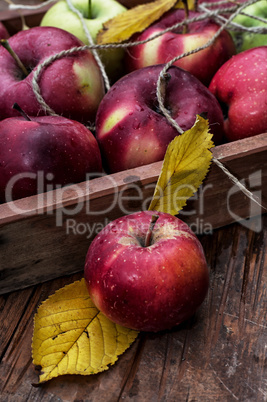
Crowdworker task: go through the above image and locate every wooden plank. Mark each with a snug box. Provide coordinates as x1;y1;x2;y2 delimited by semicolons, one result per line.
1;132;266;225
0;217;266;400
0;133;267;295
0;3;53;34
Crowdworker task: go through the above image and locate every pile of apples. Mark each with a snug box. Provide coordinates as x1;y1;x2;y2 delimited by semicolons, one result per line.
0;0;266;331
0;0;266;201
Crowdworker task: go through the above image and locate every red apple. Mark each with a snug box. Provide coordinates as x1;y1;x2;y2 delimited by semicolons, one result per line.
0;26;105;124
84;211;209;332
209;46;267;141
124;8;236;86
0;112;102;203
95;64;224;173
0;22;9;39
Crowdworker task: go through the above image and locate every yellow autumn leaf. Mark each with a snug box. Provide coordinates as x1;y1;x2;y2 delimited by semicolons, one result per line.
148;115;214;215
175;0;195;9
97;0;177;44
32;279;139;383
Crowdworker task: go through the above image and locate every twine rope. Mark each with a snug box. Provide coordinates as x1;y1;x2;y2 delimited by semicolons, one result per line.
199;1;267;32
8;0;55;10
153;0;265;210
212;158;265;210
7;0;267;211
31;7;238;118
15;0;266;118
155;0;260;133
65;0;111;91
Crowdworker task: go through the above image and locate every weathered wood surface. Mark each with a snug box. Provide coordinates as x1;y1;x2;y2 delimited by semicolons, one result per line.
0;215;266;401
0;5;266;398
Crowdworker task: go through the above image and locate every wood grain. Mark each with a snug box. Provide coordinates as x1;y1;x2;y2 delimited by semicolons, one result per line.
0;216;266;401
0;4;267;295
0;5;266;400
0;134;267;295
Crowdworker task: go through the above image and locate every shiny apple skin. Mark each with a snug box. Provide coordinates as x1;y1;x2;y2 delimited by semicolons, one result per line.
0;22;9;39
0;26;105;124
0;115;102;202
125;9;236;86
84;211;209;332
95;64;224;173
209;46;267;141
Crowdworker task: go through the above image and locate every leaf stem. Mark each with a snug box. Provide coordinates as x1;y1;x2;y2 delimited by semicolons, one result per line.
145;215;159;247
12;103;32;121
0;39;29;78
182;0;189;34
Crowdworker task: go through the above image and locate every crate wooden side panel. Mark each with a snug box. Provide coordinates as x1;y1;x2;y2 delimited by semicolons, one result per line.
0;134;266;294
0;4;52;34
0;168;159;294
1;217;266;401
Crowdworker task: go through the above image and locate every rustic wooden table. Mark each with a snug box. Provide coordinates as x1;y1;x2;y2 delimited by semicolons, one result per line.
0;1;266;399
0;214;266;401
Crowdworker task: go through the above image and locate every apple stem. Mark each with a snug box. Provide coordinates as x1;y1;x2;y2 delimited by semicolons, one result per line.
145;214;159;247
88;0;92;19
0;39;29;78
182;0;189;34
12;103;32;121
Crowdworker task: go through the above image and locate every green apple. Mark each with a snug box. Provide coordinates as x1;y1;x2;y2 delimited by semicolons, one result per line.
41;0;127;81
231;0;267;52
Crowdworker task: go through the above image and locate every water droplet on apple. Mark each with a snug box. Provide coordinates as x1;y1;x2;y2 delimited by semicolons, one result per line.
132;120;140;130
135;104;144;112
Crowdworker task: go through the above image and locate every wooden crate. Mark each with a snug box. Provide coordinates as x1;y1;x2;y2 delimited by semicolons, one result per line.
0;4;51;33
0;6;266;295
